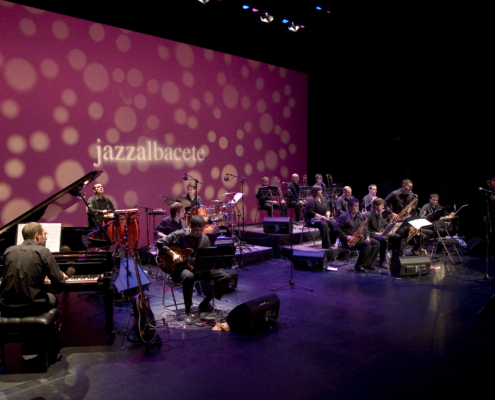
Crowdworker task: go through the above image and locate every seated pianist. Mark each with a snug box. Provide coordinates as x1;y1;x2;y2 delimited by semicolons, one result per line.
154;202;188;240
0;222;68;318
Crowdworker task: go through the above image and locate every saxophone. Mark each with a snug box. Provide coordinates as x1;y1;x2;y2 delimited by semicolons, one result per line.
389;196;418;224
347;215;368;247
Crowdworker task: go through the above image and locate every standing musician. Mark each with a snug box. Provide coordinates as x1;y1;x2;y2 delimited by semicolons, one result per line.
87;182;115;228
156;216;231;324
334;198;380;273
0;222;68;318
154;202;188;239
286;173;306;225
336;186;356;216
362;184;378;212
384;179;417;217
304;185;335;249
256;177;287;217
365;198;402;268
181;182;202;213
315;173;329;199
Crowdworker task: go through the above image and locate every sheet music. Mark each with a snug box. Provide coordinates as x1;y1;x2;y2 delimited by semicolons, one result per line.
16;223;62;253
409;219;433;230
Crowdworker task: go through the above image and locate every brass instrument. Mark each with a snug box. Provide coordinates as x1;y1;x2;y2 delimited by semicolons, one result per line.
407;227;420;243
347;215;368;247
389;196;418;224
274;177;285;205
440;212;456;220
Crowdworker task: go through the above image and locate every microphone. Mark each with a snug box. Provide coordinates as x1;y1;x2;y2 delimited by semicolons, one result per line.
182;173;189;181
479;187;495;194
224;175;230;181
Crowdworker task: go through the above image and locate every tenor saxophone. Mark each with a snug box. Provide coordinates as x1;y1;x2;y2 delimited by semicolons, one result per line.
390;196;418;224
347;215;368;247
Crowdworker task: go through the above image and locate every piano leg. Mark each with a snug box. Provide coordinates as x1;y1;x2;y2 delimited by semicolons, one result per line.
103;284;115;336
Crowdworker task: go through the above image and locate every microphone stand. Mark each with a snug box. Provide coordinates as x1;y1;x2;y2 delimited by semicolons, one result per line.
485;192;492;280
224;173;246;233
183;173;202;195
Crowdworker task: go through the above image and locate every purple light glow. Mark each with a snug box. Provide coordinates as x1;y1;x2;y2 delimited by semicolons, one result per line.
252;8;258;12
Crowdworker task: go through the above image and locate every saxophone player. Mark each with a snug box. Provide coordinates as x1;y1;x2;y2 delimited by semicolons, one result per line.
384;179;417;217
365;198;402;268
334;198;380;273
362;184;378;212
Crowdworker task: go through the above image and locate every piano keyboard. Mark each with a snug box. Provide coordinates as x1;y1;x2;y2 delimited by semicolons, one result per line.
65;274;104;284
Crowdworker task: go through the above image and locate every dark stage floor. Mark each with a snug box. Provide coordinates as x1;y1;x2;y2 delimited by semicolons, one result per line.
2;252;495;400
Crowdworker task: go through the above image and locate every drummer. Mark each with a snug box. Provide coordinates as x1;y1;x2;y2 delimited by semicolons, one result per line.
154;202;188;239
181;182;202;213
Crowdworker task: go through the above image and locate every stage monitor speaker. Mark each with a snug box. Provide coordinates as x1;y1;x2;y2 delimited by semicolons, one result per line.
115;257;150;292
293;250;327;271
479;295;495;319
466;237;486;257
226;293;280;334
263;217;292;234
390;255;431;277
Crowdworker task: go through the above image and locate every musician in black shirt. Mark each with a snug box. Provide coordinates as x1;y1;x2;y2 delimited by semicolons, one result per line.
256;176;287;217
181;182;202;213
286;174;305;224
362;184;377;212
0;222;67;317
87;182;115;228
336;186;356;216
384;179;417;217
154;202;188;239
334;199;380;273
156;216;231;324
366;198;402;268
304;185;334;248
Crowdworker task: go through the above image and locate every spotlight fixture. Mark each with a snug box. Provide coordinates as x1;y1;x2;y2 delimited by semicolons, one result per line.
288;21;300;32
198;0;209;3
260;12;274;23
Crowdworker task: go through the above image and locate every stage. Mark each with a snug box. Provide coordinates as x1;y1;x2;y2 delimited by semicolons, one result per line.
2;237;495;399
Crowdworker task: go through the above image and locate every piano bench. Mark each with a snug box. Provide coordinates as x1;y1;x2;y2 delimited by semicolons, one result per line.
0;308;59;372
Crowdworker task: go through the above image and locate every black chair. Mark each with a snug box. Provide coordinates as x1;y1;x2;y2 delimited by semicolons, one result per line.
0;308;59;371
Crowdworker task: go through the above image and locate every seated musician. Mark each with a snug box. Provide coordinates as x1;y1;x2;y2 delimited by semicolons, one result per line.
365;198;402;268
154;202;188;240
86;182;115;228
304;185;336;249
315;173;329;200
362;184;377;212
0;222;68;318
286;173;306;225
156;216;231;324
334;199;380;273
256;177;287;218
181;182;202;214
421;193;448;236
336;186;356;216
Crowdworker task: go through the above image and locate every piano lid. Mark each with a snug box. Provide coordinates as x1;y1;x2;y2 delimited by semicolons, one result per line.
0;170;102;236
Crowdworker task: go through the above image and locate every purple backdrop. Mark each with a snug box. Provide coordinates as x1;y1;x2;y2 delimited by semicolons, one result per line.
0;3;307;244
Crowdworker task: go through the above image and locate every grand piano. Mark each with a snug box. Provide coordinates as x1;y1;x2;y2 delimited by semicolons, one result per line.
0;171;115;335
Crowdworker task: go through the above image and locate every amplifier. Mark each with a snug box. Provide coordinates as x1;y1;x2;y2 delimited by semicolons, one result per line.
214;236;235;246
390;255;431;277
263;217;292;234
293;250;327;271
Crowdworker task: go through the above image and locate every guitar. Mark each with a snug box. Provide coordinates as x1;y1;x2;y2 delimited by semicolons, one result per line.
156;246;195;275
130;254;156;345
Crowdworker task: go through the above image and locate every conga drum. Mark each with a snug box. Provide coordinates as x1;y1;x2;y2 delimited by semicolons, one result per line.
103;213;120;241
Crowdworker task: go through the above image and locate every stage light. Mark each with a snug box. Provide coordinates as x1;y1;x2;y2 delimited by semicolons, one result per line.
316;6;322;10
288;22;300;32
242;5;249;9
260;12;274;23
252;8;258;12
198;0;209;3
282;19;289;23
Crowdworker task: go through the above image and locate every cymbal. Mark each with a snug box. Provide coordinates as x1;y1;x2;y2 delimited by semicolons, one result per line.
222;192;237;196
211;199;222;203
152;194;167;198
162;197;191;207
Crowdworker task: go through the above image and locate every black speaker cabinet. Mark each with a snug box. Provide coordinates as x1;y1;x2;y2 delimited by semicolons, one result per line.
263;217;293;234
466;237;486;257
390;255;431;277
226;293;280;334
293;250;327;271
479;295;495;319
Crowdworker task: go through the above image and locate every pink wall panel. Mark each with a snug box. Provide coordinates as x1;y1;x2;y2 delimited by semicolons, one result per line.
0;3;307;243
